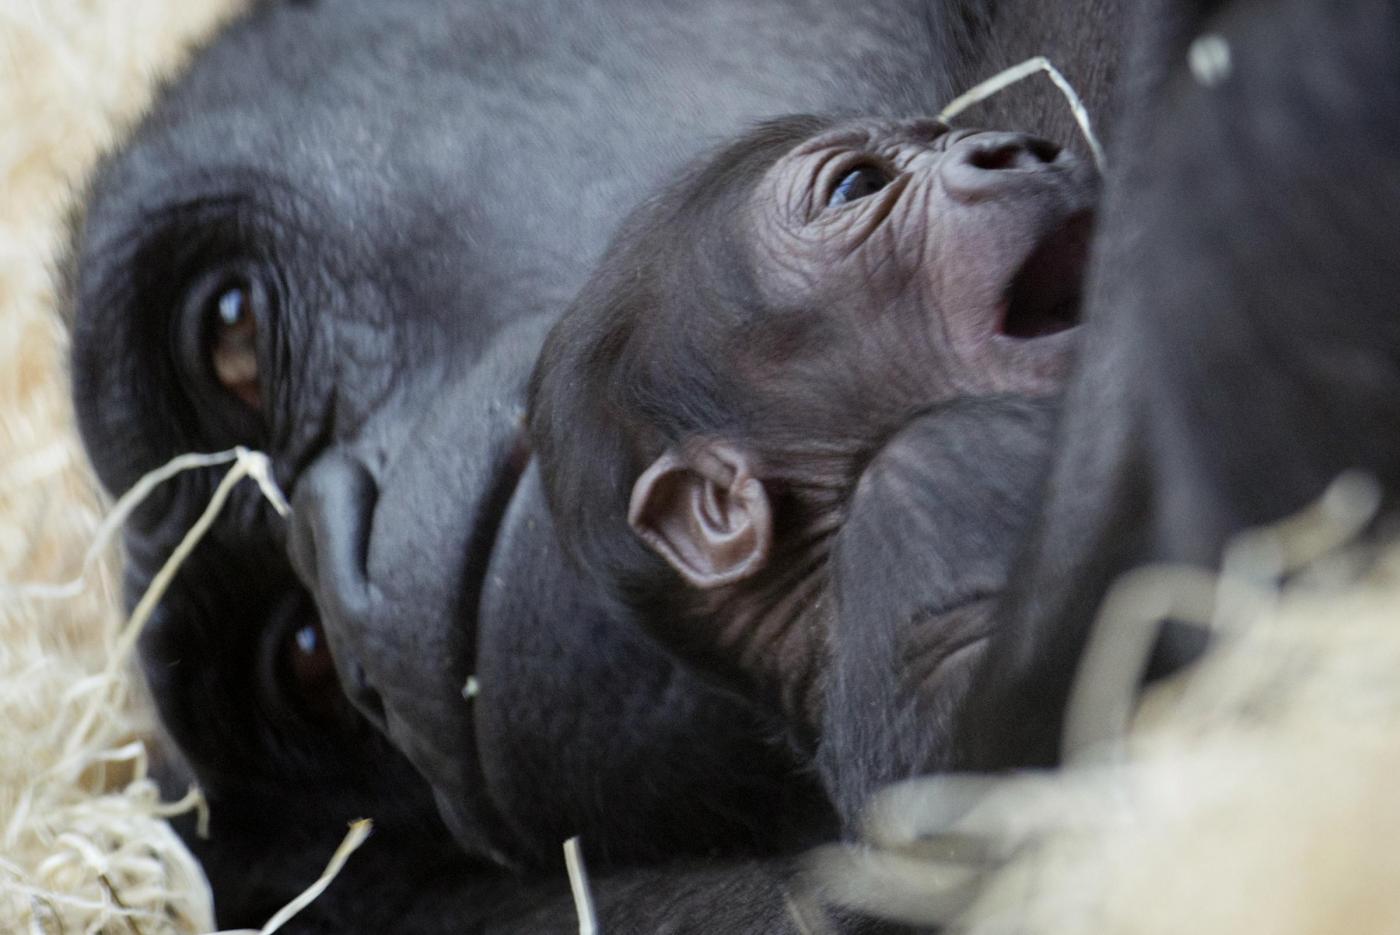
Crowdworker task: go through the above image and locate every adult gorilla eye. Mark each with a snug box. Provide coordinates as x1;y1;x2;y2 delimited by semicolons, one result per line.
209;281;261;410
256;595;362;732
827;164;892;208
280;619;348;723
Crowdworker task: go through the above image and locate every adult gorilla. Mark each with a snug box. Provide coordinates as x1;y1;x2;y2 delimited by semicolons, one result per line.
63;0;1126;928
954;0;1400;772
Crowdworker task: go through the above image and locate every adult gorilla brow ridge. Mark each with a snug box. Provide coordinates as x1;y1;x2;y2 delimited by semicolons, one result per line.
99;176;412;480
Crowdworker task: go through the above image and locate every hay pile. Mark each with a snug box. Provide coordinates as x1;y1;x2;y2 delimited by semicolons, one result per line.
4;3;1399;934
811;482;1400;935
961;542;1400;935
0;1;242;930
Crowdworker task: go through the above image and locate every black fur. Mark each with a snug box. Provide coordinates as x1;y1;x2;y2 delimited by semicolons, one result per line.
67;0;1400;929
67;0;1032;926
954;0;1400;771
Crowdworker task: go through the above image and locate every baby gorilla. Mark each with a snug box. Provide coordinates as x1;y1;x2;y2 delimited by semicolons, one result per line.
530;115;1096;821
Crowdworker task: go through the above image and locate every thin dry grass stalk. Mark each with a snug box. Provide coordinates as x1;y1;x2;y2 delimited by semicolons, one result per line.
939;56;1107;170
2;1;245;931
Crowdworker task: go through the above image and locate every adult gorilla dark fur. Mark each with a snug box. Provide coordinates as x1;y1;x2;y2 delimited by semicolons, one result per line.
64;0;1400;929
952;0;1400;772
67;1;1123;926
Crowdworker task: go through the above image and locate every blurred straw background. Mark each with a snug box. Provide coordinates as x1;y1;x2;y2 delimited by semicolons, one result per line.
1;1;242;929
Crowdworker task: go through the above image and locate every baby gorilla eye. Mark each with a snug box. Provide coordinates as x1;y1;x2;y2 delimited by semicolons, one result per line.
209;281;262;410
827;163;892;208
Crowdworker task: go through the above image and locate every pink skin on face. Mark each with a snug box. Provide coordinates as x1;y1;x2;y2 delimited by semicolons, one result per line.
748;118;1098;400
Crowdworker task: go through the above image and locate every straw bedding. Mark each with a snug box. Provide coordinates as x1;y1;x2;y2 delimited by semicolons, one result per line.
2;4;1395;933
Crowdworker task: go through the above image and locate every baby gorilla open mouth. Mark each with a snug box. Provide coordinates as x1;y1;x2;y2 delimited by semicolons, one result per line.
999;211;1095;338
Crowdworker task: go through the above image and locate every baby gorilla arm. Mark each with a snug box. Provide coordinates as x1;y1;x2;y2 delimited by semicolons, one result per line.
818;398;1057;823
624;397;1059;827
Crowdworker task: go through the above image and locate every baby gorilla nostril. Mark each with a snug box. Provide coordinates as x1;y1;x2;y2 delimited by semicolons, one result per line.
1026;136;1062;163
966;133;1061;171
939;131;1081;203
968;143;1020;171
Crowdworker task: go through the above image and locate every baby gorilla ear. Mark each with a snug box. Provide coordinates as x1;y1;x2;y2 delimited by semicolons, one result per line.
627;441;773;589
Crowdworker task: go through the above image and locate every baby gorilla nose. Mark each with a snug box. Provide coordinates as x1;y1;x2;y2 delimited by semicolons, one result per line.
940;130;1067;201
965;132;1061;170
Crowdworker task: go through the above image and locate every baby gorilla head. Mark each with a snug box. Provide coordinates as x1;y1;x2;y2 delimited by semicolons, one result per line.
530;114;1096;752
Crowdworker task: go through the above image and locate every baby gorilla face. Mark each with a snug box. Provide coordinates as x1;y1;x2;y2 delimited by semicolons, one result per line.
530;114;1101;744
746;118;1098;396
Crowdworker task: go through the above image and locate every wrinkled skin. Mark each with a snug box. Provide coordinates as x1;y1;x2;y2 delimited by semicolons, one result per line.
530;117;1093;825
67;0;1400;928
747;121;1090;395
64;0;1128;928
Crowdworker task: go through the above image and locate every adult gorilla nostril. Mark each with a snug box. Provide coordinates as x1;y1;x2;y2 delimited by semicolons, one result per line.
287;453;391;729
288;452;380;624
346;658;389;731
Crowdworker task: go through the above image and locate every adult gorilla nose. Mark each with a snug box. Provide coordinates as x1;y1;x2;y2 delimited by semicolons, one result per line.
940;131;1064;201
281;378;532;861
288;452;377;622
285;447;508;856
286;452;388;727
